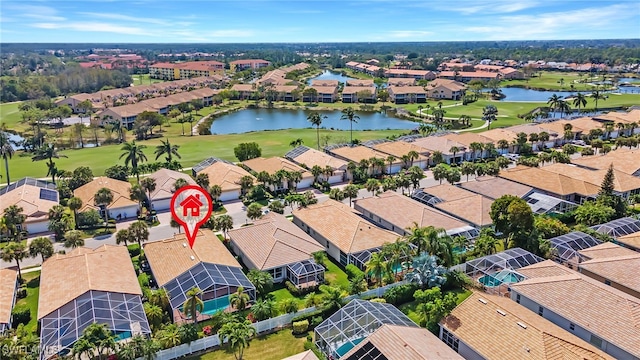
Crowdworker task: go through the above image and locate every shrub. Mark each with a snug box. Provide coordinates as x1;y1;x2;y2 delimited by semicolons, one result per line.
292;320;309;334
138;273;150;288
383;283;418;305
128;244;141;257
311;316;323;328
16;287;27;299
370;298;386;303
11;306;31;327
303;341;314;350
345;264;364;280
292;309;324;324
77;210;103;228
285;280;316;296
202;325;213;336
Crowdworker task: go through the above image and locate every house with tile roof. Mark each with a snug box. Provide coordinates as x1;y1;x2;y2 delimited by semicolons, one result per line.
575;242;640;298
387;86;428;104
241;157;313;191
306;80;339;103
196;161;255;201
0;269;18;334
441;132;495;160
285;146;348;184
616;231;640;252
344;324;463;360
228;212;324;288
386;77;416;86
292;200;399;269
369;141;430;169
571;148;640;177
0;178;59;234
73;176;138;220
440;292;613;360
408;136;468;164
341;85;377;103
424;79;466;100
230;59;270;71
354;191;478;239
509;261;640;359
385;69;436;80
38;246;150;359
327;145;404;174
146;169;198;211
143;231;255;322
459;176;534;200
282;350;319;360
413;184;494;228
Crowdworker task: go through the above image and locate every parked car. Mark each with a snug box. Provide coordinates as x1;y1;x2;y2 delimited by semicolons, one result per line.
570;140;586;146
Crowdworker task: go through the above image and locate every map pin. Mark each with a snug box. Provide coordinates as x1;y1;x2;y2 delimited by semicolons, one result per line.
170;185;213;248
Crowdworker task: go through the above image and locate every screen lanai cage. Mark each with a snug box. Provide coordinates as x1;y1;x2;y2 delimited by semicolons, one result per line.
163;262;256;322
451;248;544;295
191;157;234;175
549;231;602;267
39;291;151;360
315;299;418;359
591;217;640;238
350;243;416;271
286;259;325;288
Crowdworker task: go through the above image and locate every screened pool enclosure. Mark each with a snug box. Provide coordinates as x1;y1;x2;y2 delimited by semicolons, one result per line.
591;217;640;238
286;259;325;288
315;299;417;359
548;231;602;266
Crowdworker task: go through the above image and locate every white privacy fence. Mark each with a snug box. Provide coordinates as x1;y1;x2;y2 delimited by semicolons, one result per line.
143;281;408;360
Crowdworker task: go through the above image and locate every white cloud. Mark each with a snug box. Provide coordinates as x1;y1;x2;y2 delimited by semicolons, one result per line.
77;12;167;25
8;4;66;21
387;30;433;38
30;22;154;36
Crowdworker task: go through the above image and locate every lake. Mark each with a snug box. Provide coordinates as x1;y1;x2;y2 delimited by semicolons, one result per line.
210;108;418;135
307;70;356;85
499;85;640;102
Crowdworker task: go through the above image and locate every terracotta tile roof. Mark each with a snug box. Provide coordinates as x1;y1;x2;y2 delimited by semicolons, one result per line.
410;136;466;155
329;146;389;163
516;259;576;279
341;86;376;94
0;182;59;223
386;69;434;77
143;230;241;286
617;231;640;250
287;147;348;170
507;124;559;138
344;324;463;360
510;268;640;357
578;242;637;259
38;245;141;319
371;141;429;161
439;71;501;79
0;269;17;327
98;102;157;118
282;350;319;360
354;191;469;232
441;132;493;148
310;80;339;87
579;254;640;294
421;184;477;202
228;212;323;270
241;157;310;177
198;161;254;192
293;200;399;254
542;163;640;193
274;85;299;93
146;169;197;201
459;176;533;200
73;176;136;211
435;194;494;227
498;165;601;197
230;59;270;65
441;292;613;360
571;148;640;176
386;78;416;86
478;128;518;143
592;109;640;124
230;84;255;92
388;86;427;95
310;85;338;94
425;79;467;91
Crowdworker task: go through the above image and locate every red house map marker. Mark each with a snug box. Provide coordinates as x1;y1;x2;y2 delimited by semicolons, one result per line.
170;185;213;248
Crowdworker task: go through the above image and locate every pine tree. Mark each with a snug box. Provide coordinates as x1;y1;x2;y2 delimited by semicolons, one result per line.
597;164;627;219
598;164;615;199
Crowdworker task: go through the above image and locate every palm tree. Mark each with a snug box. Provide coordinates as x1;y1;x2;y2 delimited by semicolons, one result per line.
157;324;182;348
219;319;256;360
460;162;476;181
28;236;54;262
154;138;181;162
250;299;275;321
140;177;157;209
482;105;498;130
67;196;83;229
469;142;483;161
340;107;360;145
214;214;233;240
365;252;387;286
0;132;15;185
365;178;380;196
557;100;571;118
449;146;460;164
73;123;85;148
547;94;562;116
94;188;114;222
319;285;347;312
31;143;68;184
246;269;273;299
183;287;204;324
64;230;85;249
343;184;359;207
116;228;131;247
143;302;164;331
230;286;250;311
572;92;587;112
129;220;149;250
289;138;304;148
120;141;148;183
72;338;95;360
173;178;189;192
278;298;298;314
1;242;27;280
307;112;327;150
431;150;444;165
404;254;448;289
209;184;222;203
591;89;608;111
130;184;147;214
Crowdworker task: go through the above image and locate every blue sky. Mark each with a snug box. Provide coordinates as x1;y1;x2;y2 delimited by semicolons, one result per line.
1;0;639;43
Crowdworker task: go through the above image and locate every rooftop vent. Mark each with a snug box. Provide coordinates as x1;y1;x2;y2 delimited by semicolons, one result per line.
496;309;506;316
517;322;528;329
190;255;195;261
183;243;187;247
478;298;488;304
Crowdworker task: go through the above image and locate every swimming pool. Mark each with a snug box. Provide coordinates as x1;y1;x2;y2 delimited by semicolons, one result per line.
181;295;231;318
478;270;523;287
335;337;365;357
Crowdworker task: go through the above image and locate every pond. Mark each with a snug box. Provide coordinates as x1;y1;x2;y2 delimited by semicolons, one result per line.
499;84;640;101
210;108;418;135
307;70;356;85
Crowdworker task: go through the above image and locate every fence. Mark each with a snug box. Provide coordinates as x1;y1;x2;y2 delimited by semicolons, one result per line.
142;281;408;360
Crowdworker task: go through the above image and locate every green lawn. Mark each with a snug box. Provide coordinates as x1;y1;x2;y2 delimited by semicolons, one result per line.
269;286;306;308
399;288;472;325
186;329;309;360
131;74;166;85
4;127;405;180
503;71;616;91
0;102;23;129
14;271;41;333
324;259;349;289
